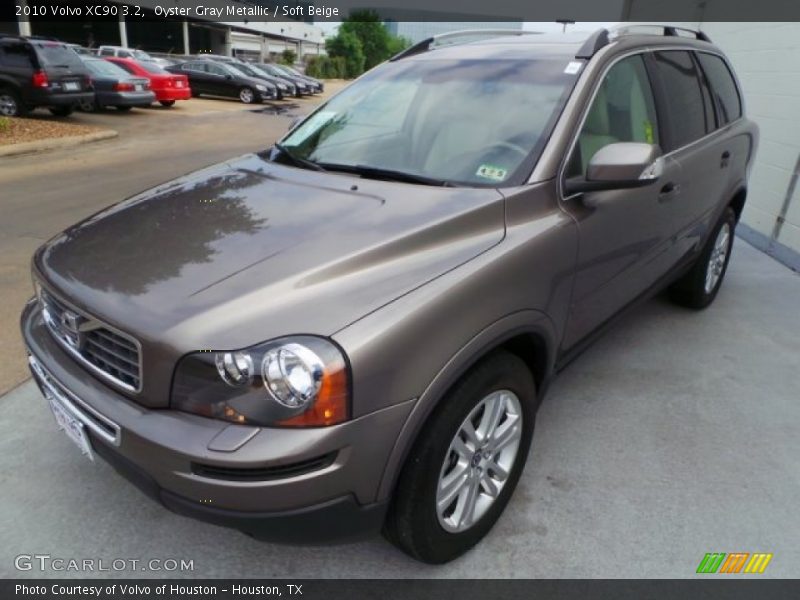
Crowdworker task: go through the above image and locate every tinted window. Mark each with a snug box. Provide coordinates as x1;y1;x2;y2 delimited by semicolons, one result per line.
653;51;710;148
0;44;35;69
32;43;85;70
207;63;228;76
697;53;742;125
568;55;660;177
99;48;114;56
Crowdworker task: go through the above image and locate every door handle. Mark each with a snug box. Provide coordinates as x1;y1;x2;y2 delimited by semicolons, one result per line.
658;182;680;202
721;151;731;168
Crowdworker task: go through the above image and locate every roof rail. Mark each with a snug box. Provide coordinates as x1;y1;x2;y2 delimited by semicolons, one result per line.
575;29;610;59
608;24;711;43
390;29;540;61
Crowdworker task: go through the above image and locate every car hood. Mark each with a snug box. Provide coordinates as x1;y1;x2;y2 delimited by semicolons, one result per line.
36;154;505;354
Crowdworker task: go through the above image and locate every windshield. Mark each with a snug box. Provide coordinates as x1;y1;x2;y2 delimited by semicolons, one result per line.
132;50;152;60
279;57;577;186
84;59;130;78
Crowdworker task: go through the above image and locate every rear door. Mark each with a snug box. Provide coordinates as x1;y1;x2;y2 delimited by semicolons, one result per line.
647;50;732;260
560;53;684;350
180;62;212;94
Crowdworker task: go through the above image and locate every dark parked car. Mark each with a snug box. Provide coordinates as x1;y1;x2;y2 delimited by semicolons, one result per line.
23;27;757;564
166;59;276;103
256;62;311;96
0;35;92;117
79;58;154;111
272;63;323;93
223;60;293;100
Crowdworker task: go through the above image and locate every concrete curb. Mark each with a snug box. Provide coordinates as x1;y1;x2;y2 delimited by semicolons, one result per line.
0;129;118;158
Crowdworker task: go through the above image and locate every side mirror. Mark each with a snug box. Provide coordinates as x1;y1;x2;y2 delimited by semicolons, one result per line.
225;74;233;80
564;142;663;195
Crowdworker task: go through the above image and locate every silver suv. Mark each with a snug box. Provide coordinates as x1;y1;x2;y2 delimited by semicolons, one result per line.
22;26;757;563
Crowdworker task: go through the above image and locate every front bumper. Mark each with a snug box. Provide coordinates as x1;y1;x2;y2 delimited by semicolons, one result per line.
21;301;414;542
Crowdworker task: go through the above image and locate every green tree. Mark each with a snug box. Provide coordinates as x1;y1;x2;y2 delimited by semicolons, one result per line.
281;49;297;65
338;10;391;71
387;35;412;57
325;30;365;79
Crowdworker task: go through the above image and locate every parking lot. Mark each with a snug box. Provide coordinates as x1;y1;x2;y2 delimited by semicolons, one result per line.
1;89;799;579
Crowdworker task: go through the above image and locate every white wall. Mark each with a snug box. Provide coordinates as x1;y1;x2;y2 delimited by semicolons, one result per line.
699;22;800;261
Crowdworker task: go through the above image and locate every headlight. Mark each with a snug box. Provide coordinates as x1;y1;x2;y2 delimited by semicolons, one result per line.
278;83;288;91
255;84;267;92
172;336;349;427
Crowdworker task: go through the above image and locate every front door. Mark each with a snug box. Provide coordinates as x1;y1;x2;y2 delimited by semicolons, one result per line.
560;53;683;351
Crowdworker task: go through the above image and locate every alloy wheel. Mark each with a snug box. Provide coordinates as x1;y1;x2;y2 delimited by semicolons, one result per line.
436;390;523;533
705;222;731;294
0;93;19;116
239;88;254;104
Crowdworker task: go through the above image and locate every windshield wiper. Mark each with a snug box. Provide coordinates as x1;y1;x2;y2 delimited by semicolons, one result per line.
319;163;452;187
272;143;326;172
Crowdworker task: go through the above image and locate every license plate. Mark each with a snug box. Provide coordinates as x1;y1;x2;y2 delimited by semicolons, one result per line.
176;81;184;88
135;84;143;91
64;81;80;91
48;394;94;461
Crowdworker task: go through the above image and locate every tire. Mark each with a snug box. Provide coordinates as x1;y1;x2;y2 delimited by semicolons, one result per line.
78;98;97;112
383;351;537;564
48;106;74;117
0;88;25;117
159;100;175;107
239;87;256;104
116;106;132;112
669;207;736;309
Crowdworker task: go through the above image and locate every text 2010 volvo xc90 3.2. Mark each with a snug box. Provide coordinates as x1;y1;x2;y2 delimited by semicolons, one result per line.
22;27;757;563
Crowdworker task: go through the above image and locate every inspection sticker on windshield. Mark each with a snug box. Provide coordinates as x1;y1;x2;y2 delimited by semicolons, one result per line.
564;61;583;75
476;164;508;182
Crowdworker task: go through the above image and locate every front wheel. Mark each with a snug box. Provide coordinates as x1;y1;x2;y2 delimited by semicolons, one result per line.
384;351;536;564
238;87;256;104
669;207;736;309
160;100;175;107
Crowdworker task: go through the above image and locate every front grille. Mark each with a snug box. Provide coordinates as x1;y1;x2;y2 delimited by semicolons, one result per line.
39;287;142;392
191;452;337;482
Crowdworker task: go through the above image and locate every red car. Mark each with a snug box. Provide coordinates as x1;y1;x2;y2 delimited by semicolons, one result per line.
104;57;191;107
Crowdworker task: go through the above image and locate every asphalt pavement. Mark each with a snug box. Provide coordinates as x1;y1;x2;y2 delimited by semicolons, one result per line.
1;240;798;578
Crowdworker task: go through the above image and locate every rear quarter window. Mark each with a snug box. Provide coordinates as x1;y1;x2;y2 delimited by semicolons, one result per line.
696;52;742;125
0;43;35;69
652;50;711;149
